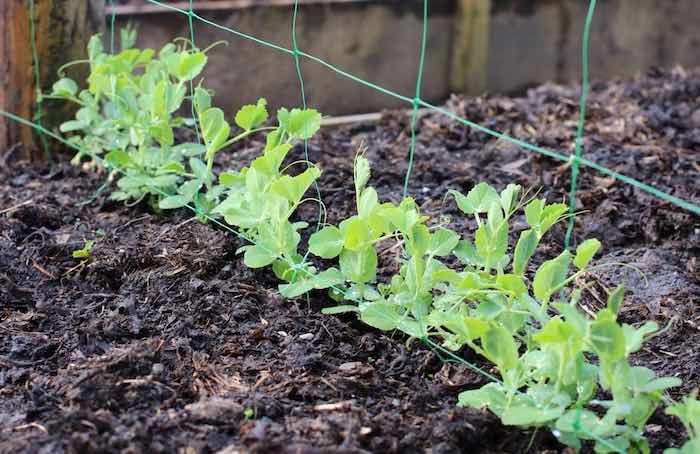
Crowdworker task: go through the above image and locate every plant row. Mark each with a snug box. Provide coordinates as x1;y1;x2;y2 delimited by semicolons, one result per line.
48;31;699;453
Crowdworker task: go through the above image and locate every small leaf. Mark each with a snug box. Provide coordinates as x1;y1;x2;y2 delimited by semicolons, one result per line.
360;302;399;331
339;247;377;283
533;251;570;302
200;107;230;157
322;305;359;315
574;238;601;270
242;245;276;268
193;86;211;115
283;108;321;139
158;195;188;210
52;78;78;97
588;320;625;362
512;229;538;275
607;284;625;315
309;225;344;259
482;325;519;371
354;155;371;193
429;228;460;257
235;98;269;131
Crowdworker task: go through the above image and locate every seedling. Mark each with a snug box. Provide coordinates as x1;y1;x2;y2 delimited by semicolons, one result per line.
72;240;95;259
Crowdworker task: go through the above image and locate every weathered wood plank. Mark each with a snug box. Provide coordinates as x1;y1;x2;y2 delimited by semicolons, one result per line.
0;0;104;160
450;0;491;96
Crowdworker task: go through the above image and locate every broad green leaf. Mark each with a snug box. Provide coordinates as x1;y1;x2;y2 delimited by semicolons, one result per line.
165;51;207;81
340;216;372;252
502;404;565;426
200;107;230;157
284;108;321;139
474;221;508;269
482;325;519;371
52;78;78;97
512;229;538;275
270;167;321;204
189;157;208;181
588;320;625;362
533;251;570;302
105;149;131;167
458;383;507;414
495;274;527;297
235;98;268;131
429;228;459;257
339;247;377;283
158;195;188;210
309;225;344;259
360;301;399;331
453;239;480;266
574;238;601;270
450;182;501;215
242;245;276;268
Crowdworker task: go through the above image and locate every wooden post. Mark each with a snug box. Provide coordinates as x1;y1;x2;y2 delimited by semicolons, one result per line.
450;0;491;96
0;0;104;161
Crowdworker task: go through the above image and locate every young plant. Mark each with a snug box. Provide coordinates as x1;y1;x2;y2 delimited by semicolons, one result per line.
50;31;209;208
211;107;324;287
665;392;700;454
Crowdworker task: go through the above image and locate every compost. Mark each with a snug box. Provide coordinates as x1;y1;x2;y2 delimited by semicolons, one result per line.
1;67;698;453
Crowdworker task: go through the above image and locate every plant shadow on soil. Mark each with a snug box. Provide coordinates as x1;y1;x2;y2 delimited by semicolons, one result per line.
1;67;699;453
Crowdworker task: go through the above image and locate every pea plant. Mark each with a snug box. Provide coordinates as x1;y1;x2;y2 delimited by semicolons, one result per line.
53;32;695;453
665;392;700;453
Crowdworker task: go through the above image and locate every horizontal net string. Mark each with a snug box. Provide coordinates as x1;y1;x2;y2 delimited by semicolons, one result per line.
139;0;699;217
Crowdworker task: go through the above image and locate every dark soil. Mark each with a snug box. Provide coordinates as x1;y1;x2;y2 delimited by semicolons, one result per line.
1;66;699;453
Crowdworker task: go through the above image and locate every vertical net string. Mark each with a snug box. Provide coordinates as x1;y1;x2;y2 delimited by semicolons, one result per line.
403;0;430;198
564;0;597;250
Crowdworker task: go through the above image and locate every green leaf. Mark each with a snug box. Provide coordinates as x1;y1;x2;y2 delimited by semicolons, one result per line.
158;195;188;210
105;149;132;167
512;229;538;275
340;216;372;252
357;187;379;219
59;120;86;133
339;247;377;283
449;183;501;215
360;302;399;331
165;51;207;81
72;240;95;259
482;325;519;371
235;98;268;131
588;320;625;362
500;184;521;214
607;284;625;316
533;251;570;302
458;383;507;414
453;239;480;267
574;238;602;270
200;107;230;157
354;155;371;193
283;108;321;140
502;404;565;426
193;86;211;115
309;225;344;259
429;228;459;257
322;305;360;315
52;78;78;97
242;245;276;268
270;167;321;204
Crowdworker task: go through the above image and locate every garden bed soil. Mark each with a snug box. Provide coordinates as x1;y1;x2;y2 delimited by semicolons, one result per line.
1;67;699;453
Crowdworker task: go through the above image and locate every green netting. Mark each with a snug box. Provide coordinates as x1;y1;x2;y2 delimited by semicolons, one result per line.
3;1;700;451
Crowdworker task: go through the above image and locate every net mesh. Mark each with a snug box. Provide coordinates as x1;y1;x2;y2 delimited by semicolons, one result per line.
2;1;699;451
